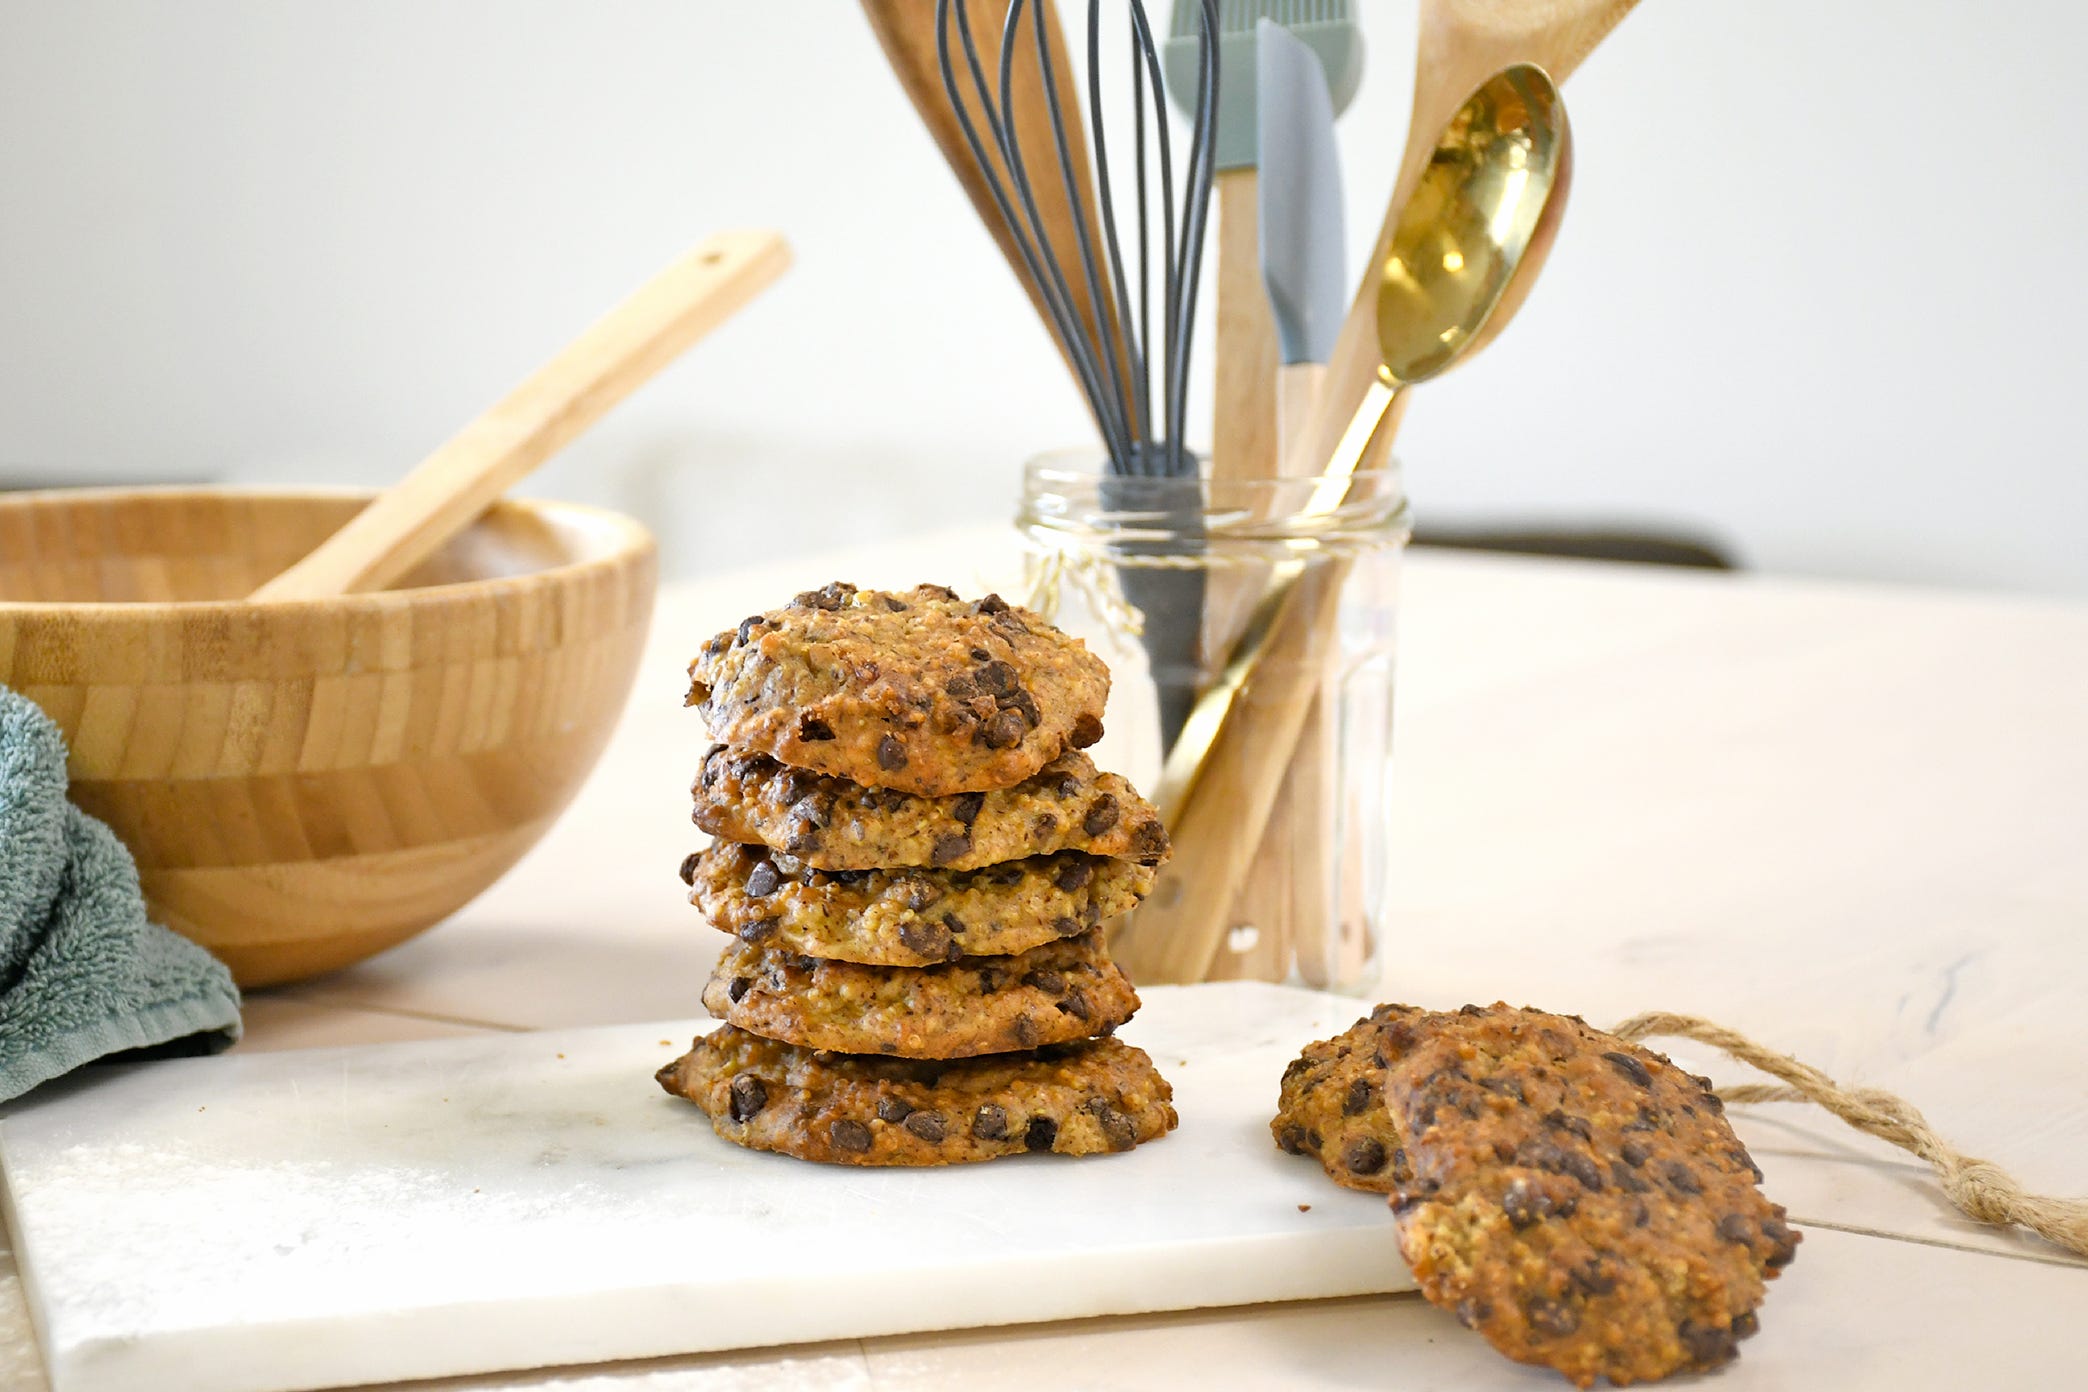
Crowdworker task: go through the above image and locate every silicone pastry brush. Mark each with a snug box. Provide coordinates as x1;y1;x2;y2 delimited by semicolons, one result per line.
1163;1;1362;492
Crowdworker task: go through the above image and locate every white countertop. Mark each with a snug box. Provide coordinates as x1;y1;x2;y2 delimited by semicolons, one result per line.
5;528;2085;1390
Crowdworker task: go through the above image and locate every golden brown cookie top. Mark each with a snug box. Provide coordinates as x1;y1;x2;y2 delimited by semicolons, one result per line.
691;744;1169;871
1382;1003;1799;1388
687;582;1109;796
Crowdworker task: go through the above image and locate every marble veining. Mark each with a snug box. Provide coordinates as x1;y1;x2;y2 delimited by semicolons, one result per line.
0;983;1412;1392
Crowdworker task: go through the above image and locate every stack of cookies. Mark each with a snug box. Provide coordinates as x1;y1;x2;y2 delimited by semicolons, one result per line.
658;581;1179;1166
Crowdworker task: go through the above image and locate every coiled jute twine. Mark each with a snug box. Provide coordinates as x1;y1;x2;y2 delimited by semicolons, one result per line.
1612;1012;2088;1260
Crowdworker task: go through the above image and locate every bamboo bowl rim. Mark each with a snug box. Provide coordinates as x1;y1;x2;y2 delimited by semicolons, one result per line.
0;485;656;616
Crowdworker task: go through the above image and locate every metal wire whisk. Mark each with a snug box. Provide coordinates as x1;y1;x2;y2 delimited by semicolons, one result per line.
936;0;1220;479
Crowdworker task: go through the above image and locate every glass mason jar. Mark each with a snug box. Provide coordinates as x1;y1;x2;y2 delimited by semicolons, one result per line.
1014;453;1409;995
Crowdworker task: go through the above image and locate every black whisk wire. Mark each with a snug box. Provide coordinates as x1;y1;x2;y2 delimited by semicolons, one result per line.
935;0;1216;482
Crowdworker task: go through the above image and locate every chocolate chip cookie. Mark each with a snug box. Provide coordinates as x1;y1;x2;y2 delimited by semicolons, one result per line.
701;930;1139;1059
692;744;1168;872
1382;1004;1799;1388
1272;1002;1419;1193
657;1026;1178;1166
686;582;1109;797
690;842;1152;967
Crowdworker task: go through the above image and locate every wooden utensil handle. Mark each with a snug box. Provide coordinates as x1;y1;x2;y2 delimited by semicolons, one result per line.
250;229;791;602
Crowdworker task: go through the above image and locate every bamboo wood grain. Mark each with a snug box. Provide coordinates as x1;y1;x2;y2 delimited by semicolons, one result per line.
0;489;655;986
251;231;787;602
860;0;1128;395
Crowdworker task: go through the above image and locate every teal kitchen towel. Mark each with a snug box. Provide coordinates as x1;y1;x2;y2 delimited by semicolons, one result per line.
0;686;241;1102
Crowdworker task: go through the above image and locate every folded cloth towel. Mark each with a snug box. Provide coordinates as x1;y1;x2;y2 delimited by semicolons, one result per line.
0;686;240;1102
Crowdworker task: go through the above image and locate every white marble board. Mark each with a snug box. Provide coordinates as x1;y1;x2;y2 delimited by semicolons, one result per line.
0;982;1413;1392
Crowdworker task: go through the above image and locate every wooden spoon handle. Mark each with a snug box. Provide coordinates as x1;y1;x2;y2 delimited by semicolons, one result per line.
250;229;791;602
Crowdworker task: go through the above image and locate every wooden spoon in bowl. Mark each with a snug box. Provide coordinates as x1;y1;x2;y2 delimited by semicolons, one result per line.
250;228;791;602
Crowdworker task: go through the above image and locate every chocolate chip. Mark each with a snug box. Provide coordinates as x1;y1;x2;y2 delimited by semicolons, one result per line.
1277;1123;1308;1155
1677;1320;1736;1368
1718;1213;1754;1244
1453;1298;1491;1329
788;793;831;829
1493;1140;1516;1163
931;831;972;866
881;594;909;612
876;735;907;771
974;659;1018;695
951;791;986;825
1131;821;1169;860
1052;915;1083;937
793;583;853;610
1024;1116;1058;1151
1082;795;1120;836
968;646;991;661
1458;1004;1485;1017
984;862;1024;885
945;673;979;699
904;1111;947;1143
1070;712;1104;747
1023;969;1065;993
1478;1074;1526;1103
977;967;1005;992
796;716;835;742
1732;1311;1761;1339
1053;859;1093;893
1621;1139;1651;1168
898;918;952;960
1343;1079;1374;1116
1390;1147;1412;1181
1665;1161;1703;1195
1057;988;1091;1020
1544;1110;1594;1142
980;709;1026;749
1501;1180;1546;1227
1033;812;1059;837
736;917;778;945
728;1074;766;1122
1344;1138;1388;1174
1701;1087;1726;1113
1526;1296;1580;1338
1611;1163;1652;1194
941;911;967;940
677;852;700;885
876;1096;915;1123
1603;1049;1653;1087
1009;1016;1039;1047
1762;1215;1800;1266
744;861;780;897
736;615;765;644
1571;1259;1618;1296
1006;688;1040;726
1052;774;1082;799
899;877;942;911
727;976;752;1003
973;1103;1010;1140
976;593;1010;614
831;1119;872;1153
1095;1105;1137;1152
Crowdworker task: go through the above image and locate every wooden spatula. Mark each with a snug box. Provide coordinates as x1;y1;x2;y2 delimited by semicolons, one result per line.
250;230;790;601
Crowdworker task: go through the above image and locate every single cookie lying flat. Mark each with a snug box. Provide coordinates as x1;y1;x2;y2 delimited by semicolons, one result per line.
686;582;1109;797
701;930;1139;1059
1383;1004;1799;1388
691;744;1169;872
1272;1002;1419;1193
657;1025;1177;1166
689;842;1152;967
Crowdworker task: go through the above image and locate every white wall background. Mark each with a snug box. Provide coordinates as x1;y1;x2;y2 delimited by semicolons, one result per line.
3;2;2085;592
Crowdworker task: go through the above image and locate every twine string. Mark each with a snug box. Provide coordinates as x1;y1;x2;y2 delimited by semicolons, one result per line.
1021;548;1145;637
1612;1011;2088;1260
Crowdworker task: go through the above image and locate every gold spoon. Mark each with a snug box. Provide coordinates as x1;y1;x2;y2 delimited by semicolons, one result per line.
1154;62;1571;823
1115;64;1570;988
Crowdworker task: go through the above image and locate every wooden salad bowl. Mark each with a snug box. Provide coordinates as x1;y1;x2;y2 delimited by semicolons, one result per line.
0;487;656;986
